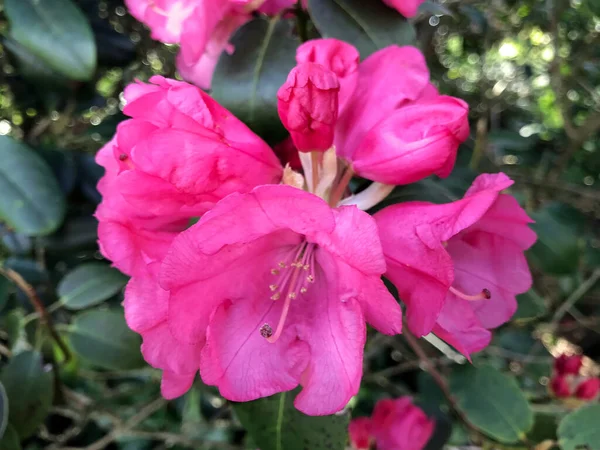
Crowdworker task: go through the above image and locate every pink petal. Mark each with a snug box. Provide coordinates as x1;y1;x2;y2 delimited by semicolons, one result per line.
141;321;202;374
433;294;492;358
382;0;426;17
123;263;168;333
161;370;196;399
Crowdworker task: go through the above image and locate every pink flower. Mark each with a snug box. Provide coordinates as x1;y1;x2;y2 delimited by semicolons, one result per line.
382;0;426;17
277;63;340;152
554;354;583;376
332;44;469;186
375;173;536;357
550;375;572;398
142;184;403;414
95;76;282;276
575;378;600;400
350;397;434;450
296;39;360;113
349;417;373;450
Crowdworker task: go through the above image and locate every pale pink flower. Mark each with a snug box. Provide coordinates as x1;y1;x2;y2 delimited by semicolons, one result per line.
152;185;402;414
375;173;536;357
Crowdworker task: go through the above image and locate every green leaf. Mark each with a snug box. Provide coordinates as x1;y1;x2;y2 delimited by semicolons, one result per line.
449;365;533;444
513;289;547;321
558;403;600;450
0;277;9;313
0;136;66;236
308;0;416;57
4;0;96;81
212;16;298;140
0;351;54;439
68;309;144;370
0;310;24;351
0;425;22;450
0;382;8;440
58;263;128;310
233;389;349;450
528;203;584;275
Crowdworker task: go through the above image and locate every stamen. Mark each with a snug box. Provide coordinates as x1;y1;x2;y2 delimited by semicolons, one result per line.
119;153;128;161
261;242;317;343
449;286;492;302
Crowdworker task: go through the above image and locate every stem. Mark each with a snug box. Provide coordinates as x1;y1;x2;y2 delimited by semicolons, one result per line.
295;0;308;43
550;268;600;329
0;266;71;362
329;167;354;207
310;151;320;194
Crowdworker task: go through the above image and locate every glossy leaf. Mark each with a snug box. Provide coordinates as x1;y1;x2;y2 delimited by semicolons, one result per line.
212;16;298;140
0;137;66;236
0;425;22;450
513;289;546;321
558;403;600;450
58;263;128;310
449;365;533;444
4;0;96;80
0;351;54;439
0;381;7;440
308;0;416;57
233;389;349;450
529;203;584;275
68;309;144;370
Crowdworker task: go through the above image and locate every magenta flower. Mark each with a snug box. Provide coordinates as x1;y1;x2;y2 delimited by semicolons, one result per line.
277;62;340;152
375;173;537;357
135;185;402;414
95;76;282;276
349;397;435;450
382;0;426;17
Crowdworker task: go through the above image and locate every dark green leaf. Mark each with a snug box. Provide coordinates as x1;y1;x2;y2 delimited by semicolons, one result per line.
529;203;584;275
68;309;144;370
0;382;8;440
0;136;66;236
449;365;533;444
308;0;416;57
0;425;22;450
4;0;96;80
0;310;24;350
58;263;128;310
212;16;298;140
0;351;54;439
233;389;349;450
558;403;600;450
0;277;9;313
513;289;546;321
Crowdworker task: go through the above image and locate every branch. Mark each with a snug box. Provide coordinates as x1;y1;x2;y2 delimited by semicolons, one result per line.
549;268;600;329
0;266;70;362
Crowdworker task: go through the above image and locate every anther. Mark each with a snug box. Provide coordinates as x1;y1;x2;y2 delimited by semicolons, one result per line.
288;293;297;299
269;284;277;291
260;324;273;338
271;269;279;275
307;275;315;283
303;265;310;271
278;262;286;268
271;293;280;300
300;287;307;294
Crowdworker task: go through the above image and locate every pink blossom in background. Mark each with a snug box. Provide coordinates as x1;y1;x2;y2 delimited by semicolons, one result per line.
95;76;282;276
554;354;583;375
574;378;600;400
125;0;299;89
375;173;536;357
156;185;402;414
349;397;434;450
277;62;340;152
550;375;572;398
382;0;426;17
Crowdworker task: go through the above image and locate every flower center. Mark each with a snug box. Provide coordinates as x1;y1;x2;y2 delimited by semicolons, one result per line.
259;242;316;343
449;286;491;301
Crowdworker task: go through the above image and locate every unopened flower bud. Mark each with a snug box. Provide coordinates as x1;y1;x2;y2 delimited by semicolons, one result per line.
574;378;600;400
554;354;583;376
277;62;340;152
550;375;571;398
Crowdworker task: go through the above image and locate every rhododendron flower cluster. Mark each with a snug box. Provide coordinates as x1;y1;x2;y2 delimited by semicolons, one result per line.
96;36;536;415
550;354;600;401
349;397;434;450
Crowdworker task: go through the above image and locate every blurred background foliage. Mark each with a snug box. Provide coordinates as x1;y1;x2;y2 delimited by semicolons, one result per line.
0;0;599;449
